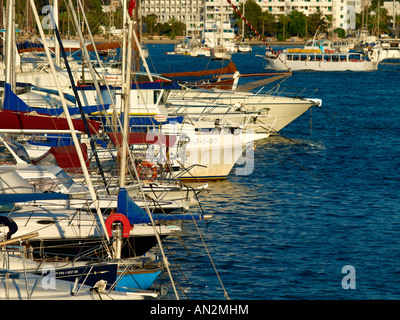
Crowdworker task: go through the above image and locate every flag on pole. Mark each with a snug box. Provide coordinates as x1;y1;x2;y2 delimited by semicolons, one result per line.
128;0;136;17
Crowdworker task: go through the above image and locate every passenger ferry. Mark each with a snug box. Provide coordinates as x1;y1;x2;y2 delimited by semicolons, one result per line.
263;39;379;71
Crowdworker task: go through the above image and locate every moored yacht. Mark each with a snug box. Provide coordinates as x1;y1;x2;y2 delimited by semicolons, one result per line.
263;39;379;71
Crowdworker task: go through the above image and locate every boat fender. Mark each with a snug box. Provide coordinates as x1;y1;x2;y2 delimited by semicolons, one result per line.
105;213;131;238
90;280;108;294
0;216;18;240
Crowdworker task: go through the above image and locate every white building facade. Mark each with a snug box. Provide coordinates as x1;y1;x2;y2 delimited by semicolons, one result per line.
383;1;400;19
140;0;366;33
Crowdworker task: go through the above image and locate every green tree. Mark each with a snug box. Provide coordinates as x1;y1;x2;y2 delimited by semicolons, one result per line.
278;14;290;39
288;10;306;37
371;7;391;35
261;10;278;37
334;28;346;38
233;0;263;36
306;11;328;37
143;14;158;35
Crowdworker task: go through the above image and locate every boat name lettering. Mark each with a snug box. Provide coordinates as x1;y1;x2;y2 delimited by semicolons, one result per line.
55;269;79;276
191;138;218;145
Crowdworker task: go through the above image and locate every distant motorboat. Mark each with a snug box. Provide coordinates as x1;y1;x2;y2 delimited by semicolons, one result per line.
374;37;400;62
263;39;379;71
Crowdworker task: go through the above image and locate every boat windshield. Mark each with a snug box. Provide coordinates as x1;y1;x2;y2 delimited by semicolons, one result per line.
0;143;17;165
0;136;31;165
55;169;75;190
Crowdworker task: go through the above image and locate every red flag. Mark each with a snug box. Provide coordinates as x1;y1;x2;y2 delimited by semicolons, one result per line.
128;0;136;17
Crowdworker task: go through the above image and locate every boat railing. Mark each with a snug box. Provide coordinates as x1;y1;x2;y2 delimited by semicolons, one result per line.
0;233;38;300
257;84;319;101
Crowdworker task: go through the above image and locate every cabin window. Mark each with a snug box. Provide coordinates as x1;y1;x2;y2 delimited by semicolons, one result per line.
154;90;169;105
154;90;161;104
340;55;347;61
287;54;293;61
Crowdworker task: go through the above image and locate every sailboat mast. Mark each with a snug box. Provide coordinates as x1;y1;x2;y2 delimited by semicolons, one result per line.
122;0;127;82
28;0;110;242
53;0;60;66
120;20;133;188
4;0;14;92
120;4;178;299
242;1;245;41
393;0;396;33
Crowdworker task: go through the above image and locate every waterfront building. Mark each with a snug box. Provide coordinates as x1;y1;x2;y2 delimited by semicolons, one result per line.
139;0;367;34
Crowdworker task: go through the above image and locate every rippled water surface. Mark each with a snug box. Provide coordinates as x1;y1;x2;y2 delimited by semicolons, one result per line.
144;44;400;300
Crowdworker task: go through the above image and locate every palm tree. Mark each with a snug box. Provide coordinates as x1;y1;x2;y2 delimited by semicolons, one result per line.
261;10;277;37
59;11;69;36
144;14;158;35
279;14;290;39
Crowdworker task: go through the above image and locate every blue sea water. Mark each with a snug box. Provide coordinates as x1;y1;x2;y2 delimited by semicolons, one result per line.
144;44;400;300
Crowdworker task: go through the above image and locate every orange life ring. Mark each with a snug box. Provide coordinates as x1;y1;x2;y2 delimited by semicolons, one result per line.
136;161;157;180
105;213;131;238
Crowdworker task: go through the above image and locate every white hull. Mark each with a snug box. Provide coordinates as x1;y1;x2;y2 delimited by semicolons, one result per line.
211;50;232;60
377;48;400;62
0;205;176;241
167;88;317;133
164;126;267;180
0;272;147;300
170;44;211;57
238;44;252;53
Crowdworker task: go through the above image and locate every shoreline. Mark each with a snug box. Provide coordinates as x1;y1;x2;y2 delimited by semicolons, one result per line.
18;34;304;46
142;37;305;46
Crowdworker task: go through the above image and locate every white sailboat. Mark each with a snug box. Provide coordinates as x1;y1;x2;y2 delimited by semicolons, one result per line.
237;3;252;53
211;16;232;60
0;236;157;300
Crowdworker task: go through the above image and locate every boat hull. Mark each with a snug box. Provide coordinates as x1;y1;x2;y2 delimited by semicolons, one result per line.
264;55;378;71
26;234;169;259
1;208;176;259
115;268;162;291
